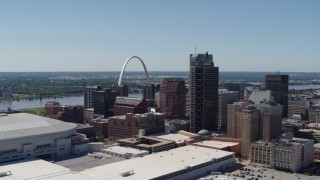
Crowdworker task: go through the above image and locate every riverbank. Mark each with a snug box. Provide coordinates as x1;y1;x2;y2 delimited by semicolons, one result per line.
0;93;83;102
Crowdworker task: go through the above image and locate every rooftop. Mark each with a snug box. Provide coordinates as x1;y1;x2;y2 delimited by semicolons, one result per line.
0;113;76;141
117;136;174;148
102;146;149;155
81;145;234;179
254;101;281;109
0;146;235;180
193;140;239;149
156;133;193;143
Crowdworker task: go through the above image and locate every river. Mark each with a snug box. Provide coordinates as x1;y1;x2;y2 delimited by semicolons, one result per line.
1;84;320;111
0;94;143;111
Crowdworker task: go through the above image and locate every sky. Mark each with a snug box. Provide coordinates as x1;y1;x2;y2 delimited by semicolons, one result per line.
0;0;319;72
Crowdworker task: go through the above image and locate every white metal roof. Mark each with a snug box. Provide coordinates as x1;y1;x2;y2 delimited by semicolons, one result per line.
0;146;234;180
81;145;234;179
0;113;76;141
193;141;239;149
0;159;91;180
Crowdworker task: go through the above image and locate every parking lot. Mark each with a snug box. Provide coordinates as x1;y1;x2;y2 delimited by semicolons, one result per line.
54;154;124;172
225;164;319;180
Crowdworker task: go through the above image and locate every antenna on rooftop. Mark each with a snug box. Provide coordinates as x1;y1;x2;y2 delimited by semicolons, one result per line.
194;44;197;56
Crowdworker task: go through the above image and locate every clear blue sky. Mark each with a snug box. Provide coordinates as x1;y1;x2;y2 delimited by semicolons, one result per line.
0;0;319;72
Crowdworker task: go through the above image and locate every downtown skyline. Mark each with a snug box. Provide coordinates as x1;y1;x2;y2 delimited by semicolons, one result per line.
0;0;319;72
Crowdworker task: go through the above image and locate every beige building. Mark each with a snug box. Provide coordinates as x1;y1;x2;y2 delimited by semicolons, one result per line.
309;109;320;123
288;99;308;119
227;101;250;138
255;102;283;141
240;105;260;158
250;137;314;172
218;91;239;131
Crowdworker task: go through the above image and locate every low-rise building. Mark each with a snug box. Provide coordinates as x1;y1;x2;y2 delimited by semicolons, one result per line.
117;136;175;153
113;97;148;116
192;140;240;156
155;130;200;147
250;137;314;172
101;146;149;159
108;112;165;140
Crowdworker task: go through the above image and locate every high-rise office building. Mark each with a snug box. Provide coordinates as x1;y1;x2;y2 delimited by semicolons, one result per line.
227;101;250;138
189;52;219;133
255;101;283;141
144;84;156;107
84;86;102;109
240;105;260;158
218;91;240;130
93;88;117;118
159;78;186;119
265;74;289;118
112;85;129;97
143;84;156;100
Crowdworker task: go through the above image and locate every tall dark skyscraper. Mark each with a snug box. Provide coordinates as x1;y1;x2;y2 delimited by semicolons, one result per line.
189;52;219;133
265;74;289;118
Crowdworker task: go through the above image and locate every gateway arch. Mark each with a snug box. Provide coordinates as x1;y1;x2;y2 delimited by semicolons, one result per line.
118;56;149;86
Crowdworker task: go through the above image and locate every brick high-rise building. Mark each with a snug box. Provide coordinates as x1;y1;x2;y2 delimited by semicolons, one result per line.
240;105;261;158
58;105;84;124
227;101;250;138
265;74;289;118
159;78;186;119
108;112;165;140
189;52;219;133
218;91;240;130
113;97;148;116
44;101;61;119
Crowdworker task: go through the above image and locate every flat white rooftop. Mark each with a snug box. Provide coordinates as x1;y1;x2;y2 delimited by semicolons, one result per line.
81;145;234;179
0;113;76;141
193;140;238;149
0;146;235;180
102;146;149;155
0;159;91;180
156;133;191;143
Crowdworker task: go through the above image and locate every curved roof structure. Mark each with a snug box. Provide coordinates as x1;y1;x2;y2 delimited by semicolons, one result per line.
197;129;212;136
0;113;76;141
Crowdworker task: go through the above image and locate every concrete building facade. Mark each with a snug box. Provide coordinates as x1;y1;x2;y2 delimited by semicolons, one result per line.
218;90;240;130
240;105;261;158
227;101;250;138
255;102;283;141
250;138;314;172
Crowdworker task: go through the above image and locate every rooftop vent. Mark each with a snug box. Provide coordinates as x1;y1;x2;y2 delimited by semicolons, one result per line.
120;170;134;177
0;113;8;117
